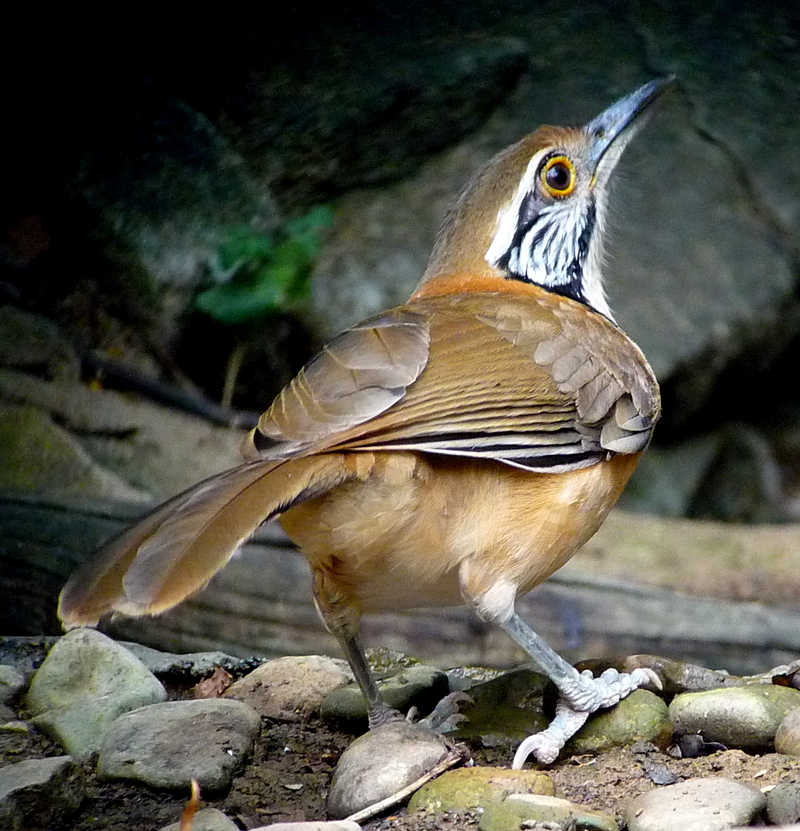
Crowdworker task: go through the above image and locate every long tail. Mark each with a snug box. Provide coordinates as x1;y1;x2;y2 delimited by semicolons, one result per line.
58;454;354;627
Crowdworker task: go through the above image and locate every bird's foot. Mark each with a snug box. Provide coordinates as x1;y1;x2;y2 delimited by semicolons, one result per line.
415;691;472;732
367;702;407;729
560;666;660;712
512;666;661;768
368;692;471;733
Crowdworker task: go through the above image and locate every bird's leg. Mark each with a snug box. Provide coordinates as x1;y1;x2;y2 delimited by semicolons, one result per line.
312;570;401;729
499;611;658;766
460;567;657;766
337;628;405;728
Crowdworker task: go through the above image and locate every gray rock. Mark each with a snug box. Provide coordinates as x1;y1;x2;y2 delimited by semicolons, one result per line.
623;655;740;695
252;824;361;831
160;807;239;831
224;655;352;721
327;721;449;819
449;667;547;743
669;685;800;749
564;689;673;756
0;637;59;675
33;690;171;762
0;665;27;706
0;369;244;502
0;756;84;831
479;793;616;831
408;767;554;813
625;777;767;831
26;629;166;760
0;704;15;722
776;706;800;756
0;721;29;734
767;782;800;825
98;698;261;790
321;665;449;728
235;35;528;207
73;94;277;289
118;642;257;678
0;403;149;501
0;306;80;381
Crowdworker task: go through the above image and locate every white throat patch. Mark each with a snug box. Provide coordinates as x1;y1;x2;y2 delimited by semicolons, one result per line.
485;151;614;322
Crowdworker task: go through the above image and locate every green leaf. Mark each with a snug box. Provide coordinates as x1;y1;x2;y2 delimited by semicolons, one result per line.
197;205;332;324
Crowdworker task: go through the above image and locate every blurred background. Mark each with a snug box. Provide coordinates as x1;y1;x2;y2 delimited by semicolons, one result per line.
2;1;799;673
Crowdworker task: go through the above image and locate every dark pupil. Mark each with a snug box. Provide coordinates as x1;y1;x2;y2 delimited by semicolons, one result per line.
546;163;570;191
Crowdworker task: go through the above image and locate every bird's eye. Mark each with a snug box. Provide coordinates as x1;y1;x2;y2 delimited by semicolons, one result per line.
540;155;576;198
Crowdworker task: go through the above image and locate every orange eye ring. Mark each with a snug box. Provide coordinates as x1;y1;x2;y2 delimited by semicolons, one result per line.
540;155;576;198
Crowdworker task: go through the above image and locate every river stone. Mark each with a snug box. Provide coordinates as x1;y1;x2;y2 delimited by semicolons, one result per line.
767;782;800;825
119;642;255;678
563;689;672;756
224;655;352;721
776;706;800;756
0;756;84;831
27;630;165;715
408;766;554;813
0;665;27;706
26;629;166;760
669;685;800;749
160;807;239;831
98;698;261;790
321;665;449;728
480;793;616;831
327;721;449;819
449;667;548;743
625;777;767;831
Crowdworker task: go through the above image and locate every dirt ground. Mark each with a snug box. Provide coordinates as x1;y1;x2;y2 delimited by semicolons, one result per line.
4;698;800;831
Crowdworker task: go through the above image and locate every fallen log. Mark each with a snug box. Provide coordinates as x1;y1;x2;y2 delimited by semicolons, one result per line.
1;491;797;674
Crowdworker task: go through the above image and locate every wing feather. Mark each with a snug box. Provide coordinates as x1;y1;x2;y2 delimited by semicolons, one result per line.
246;291;659;471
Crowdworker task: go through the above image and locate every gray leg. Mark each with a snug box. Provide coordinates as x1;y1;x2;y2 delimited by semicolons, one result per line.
500;611;659;766
313;571;401;729
337;628;403;728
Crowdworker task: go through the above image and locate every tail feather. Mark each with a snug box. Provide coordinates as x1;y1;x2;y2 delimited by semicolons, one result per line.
58;455;353;627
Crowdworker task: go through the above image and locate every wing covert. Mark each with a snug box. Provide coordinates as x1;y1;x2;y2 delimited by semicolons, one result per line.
245;291;660;473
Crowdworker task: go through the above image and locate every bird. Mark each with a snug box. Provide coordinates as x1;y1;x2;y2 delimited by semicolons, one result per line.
59;77;670;767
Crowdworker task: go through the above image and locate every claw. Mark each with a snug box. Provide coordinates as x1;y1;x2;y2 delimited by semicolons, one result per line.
512;701;589;768
417;691;473;732
513;666;658;768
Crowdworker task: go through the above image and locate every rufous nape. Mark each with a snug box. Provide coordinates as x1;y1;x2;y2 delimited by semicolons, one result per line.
60;78;671;766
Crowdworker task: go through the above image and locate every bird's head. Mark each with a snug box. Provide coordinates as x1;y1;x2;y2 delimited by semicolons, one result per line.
422;77;673;321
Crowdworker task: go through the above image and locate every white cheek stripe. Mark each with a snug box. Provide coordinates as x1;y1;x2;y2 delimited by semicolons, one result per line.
485;151;548;269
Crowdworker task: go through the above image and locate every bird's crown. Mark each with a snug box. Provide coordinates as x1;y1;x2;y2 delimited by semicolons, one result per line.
421;78;672;321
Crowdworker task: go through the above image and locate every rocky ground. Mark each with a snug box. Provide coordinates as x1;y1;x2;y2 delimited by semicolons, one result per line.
1;634;800;830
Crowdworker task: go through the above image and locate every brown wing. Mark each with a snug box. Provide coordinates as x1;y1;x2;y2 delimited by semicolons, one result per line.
246;292;660;472
60;290;659;628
